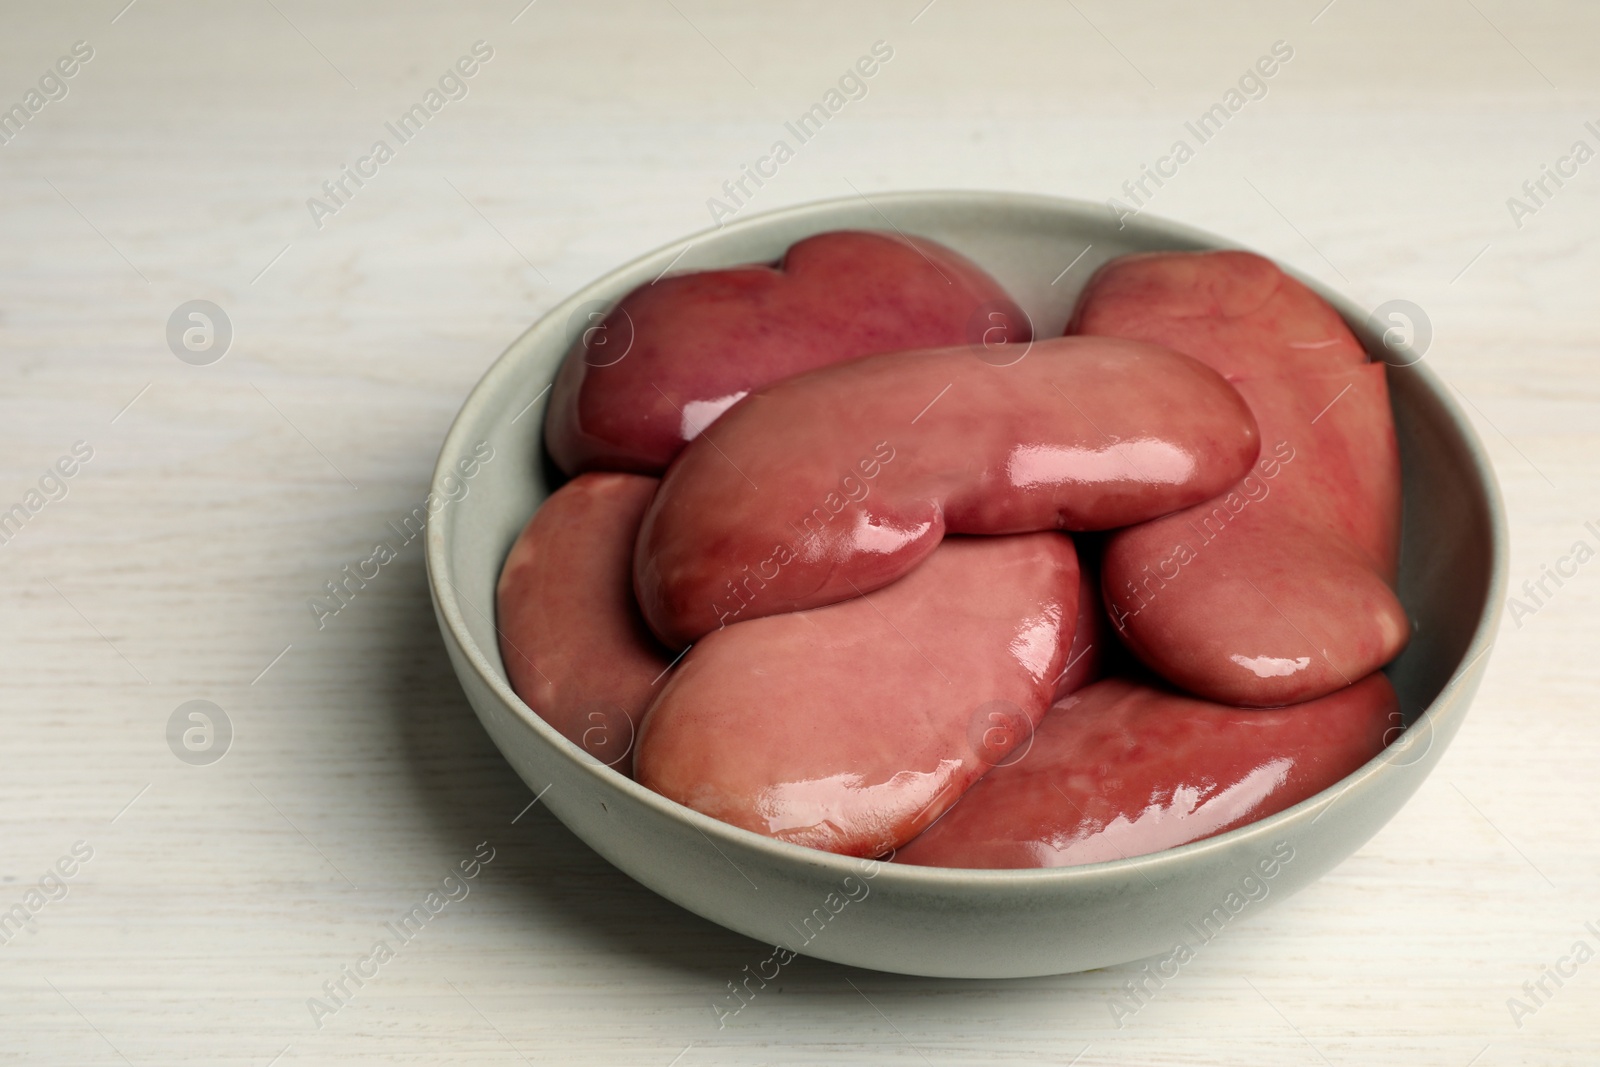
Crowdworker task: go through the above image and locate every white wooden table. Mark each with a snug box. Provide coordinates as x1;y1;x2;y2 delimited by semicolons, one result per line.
2;2;1596;1063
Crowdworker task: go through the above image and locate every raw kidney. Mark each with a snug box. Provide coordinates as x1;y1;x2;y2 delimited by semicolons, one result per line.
634;534;1079;857
633;336;1259;648
545;230;1028;474
894;671;1397;869
1073;251;1406;706
495;473;671;774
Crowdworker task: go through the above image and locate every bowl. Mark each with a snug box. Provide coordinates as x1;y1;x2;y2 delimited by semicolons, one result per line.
425;191;1506;978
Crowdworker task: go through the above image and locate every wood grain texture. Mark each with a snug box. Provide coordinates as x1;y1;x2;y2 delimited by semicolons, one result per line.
1;1;1596;1063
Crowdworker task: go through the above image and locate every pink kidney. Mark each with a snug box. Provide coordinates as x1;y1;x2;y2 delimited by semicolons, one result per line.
545;230;1028;475
633;337;1260;648
1072;251;1407;706
894;671;1397;869
634;534;1080;858
495;473;672;774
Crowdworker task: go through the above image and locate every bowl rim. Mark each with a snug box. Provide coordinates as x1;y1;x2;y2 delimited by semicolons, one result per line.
426;188;1510;886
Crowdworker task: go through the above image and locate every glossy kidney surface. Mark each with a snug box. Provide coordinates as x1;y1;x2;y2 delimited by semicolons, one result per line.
894;671;1397;869
634;336;1259;648
1074;251;1406;706
495;472;672;774
544;229;1028;474
634;534;1080;858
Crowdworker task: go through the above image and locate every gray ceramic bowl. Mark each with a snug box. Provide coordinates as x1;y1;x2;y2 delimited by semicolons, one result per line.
425;191;1506;979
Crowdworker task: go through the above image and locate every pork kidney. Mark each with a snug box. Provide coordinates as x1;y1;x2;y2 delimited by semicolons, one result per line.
634;336;1259;648
1066;249;1369;381
634;534;1080;858
893;671;1397;869
1072;251;1406;706
495;473;672;775
544;230;1028;475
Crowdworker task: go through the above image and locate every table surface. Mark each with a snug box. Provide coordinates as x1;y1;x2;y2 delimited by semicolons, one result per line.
2;2;1596;1064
